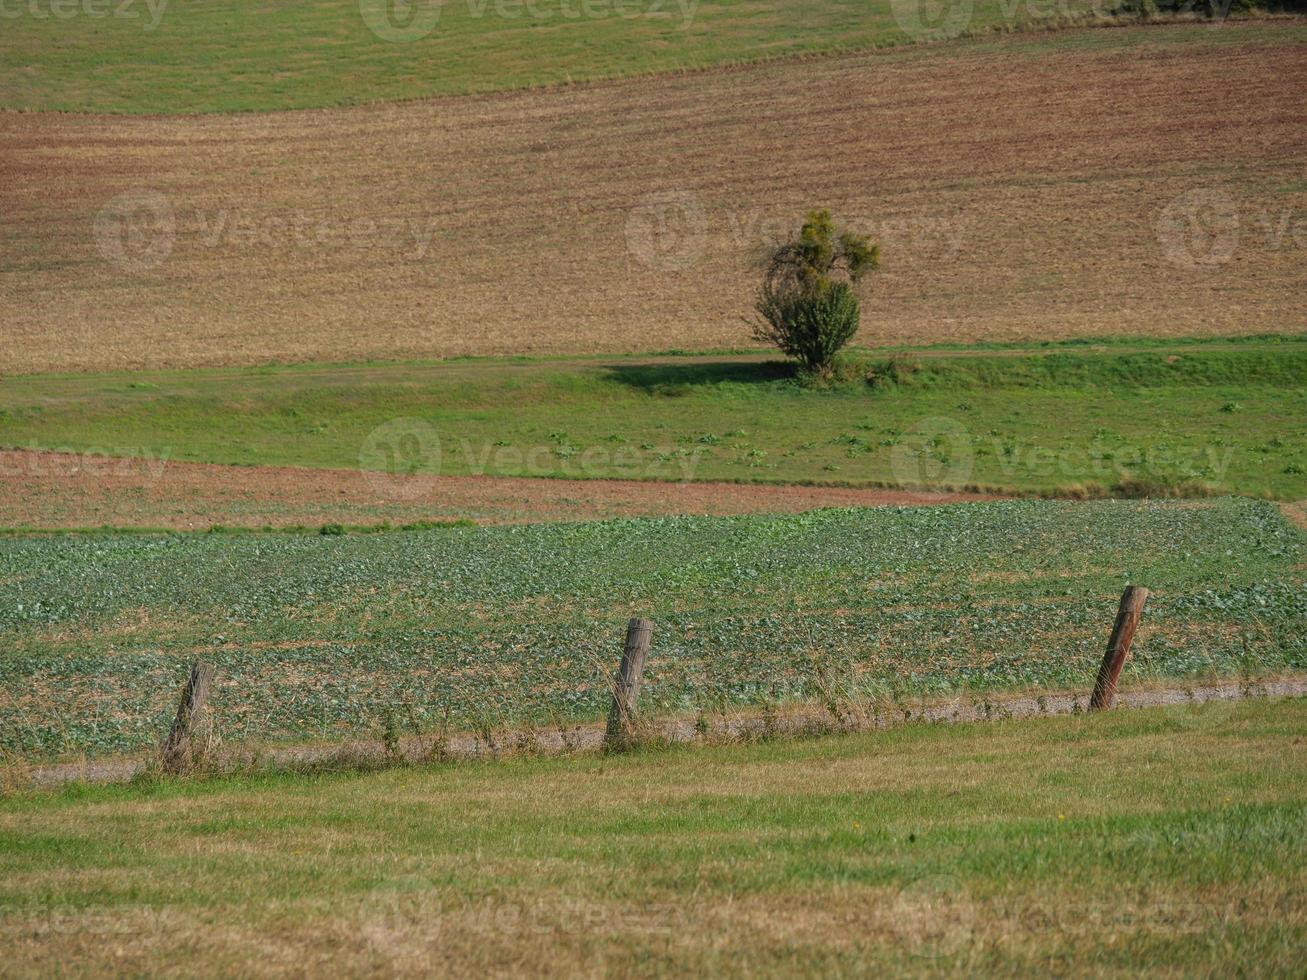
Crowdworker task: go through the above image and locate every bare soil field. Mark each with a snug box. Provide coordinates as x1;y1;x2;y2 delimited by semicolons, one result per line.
0;449;994;529
2;23;1305;374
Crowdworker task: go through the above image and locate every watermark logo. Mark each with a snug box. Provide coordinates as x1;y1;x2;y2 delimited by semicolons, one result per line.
358;0;442;41
94;190;175;273
624;190;708;273
1156;188;1240;270
92;190;442;271
890;874;976;954
359;418;443;500
624;195;968;273
890;0;975;41
358;875;444;961
357;419;706;498
1156;189;1305;270
361;0;696;41
890;417;974;491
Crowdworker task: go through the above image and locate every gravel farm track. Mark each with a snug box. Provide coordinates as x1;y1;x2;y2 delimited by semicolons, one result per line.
2;21;1305;375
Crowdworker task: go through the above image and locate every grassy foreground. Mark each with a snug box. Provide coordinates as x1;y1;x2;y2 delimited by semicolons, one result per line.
1;699;1304;975
3;338;1305;499
1;497;1302;760
0;0;1115;113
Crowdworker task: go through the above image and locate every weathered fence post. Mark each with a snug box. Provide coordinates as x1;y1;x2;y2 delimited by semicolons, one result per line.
605;618;653;751
1089;586;1149;711
161;661;215;774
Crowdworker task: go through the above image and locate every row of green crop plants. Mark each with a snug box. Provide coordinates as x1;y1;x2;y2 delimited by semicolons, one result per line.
0;499;1302;762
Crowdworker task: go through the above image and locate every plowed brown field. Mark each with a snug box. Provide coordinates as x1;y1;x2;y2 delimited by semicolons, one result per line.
0;450;996;529
2;23;1305;375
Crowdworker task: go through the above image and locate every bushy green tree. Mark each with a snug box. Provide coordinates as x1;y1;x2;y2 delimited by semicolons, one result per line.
751;209;878;377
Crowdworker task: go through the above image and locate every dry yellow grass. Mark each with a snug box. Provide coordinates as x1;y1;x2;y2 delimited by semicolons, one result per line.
1;700;1304;976
2;23;1305;374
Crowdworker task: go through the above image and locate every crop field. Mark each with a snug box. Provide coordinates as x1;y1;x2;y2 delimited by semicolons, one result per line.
1;699;1304;974
2;339;1304;514
0;497;1302;762
4;23;1306;374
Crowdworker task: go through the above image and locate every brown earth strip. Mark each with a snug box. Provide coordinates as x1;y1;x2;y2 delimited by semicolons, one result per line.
2;23;1305;374
0;449;996;530
1281;500;1307;531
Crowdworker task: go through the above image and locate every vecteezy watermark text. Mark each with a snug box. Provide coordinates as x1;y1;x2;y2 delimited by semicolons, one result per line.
0;446;172;481
191;209;439;258
94;190;441;273
888;416;1235;491
359;0;697;43
358;418;703;499
0;0;167;29
625;192;969;273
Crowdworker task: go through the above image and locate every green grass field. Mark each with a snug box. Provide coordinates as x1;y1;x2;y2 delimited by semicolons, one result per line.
1;699;1303;974
0;0;1119;113
4;338;1305;499
2;497;1302;760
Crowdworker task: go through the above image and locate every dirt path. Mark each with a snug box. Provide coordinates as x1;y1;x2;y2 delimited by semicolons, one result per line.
0;449;999;530
18;675;1306;790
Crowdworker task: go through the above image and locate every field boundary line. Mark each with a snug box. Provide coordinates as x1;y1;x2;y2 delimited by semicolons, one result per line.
14;674;1306;791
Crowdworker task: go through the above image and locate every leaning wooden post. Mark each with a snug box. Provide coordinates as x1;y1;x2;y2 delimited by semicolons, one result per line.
1089;586;1149;711
604;618;653;751
161;661;215;774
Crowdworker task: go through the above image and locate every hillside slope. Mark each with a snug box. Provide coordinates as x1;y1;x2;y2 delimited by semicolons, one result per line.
2;24;1305;373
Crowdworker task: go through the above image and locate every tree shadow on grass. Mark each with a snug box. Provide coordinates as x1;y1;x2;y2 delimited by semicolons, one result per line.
601;360;794;395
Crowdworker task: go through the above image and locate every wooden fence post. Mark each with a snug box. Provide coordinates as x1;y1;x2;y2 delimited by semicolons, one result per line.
161;661;215;774
1089;586;1149;711
605;618;653;751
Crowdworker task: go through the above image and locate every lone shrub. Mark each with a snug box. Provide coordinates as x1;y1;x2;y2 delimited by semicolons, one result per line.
751;209;878;378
